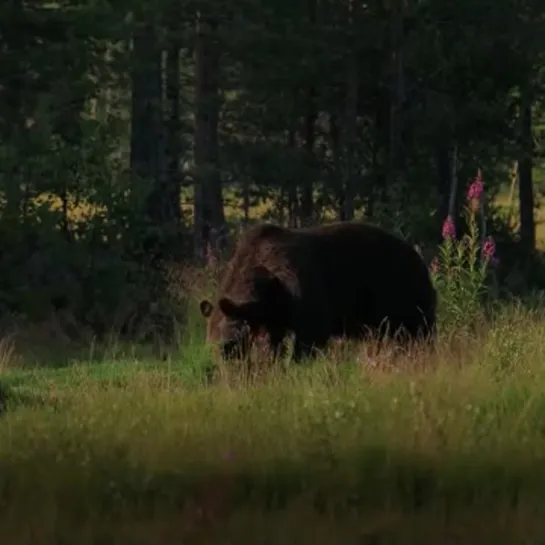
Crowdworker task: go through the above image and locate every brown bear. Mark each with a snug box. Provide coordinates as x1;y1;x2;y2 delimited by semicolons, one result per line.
199;221;437;362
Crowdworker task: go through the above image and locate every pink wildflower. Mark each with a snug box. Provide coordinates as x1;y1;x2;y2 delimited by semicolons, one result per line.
430;256;440;274
442;215;456;240
467;169;484;202
482;236;496;261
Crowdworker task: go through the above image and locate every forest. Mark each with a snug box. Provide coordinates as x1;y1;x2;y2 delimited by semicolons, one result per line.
1;0;545;543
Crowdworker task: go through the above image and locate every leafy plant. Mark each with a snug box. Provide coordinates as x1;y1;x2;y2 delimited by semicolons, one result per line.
431;170;499;330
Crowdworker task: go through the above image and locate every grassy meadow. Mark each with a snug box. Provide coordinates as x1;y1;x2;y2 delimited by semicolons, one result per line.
3;182;545;544
2;290;545;544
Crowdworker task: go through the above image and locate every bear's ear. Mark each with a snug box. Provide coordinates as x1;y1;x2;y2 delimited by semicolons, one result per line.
252;266;286;302
252;266;278;294
200;300;214;318
219;297;260;322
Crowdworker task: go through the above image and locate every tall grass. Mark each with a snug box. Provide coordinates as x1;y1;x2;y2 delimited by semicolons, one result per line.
1;302;545;544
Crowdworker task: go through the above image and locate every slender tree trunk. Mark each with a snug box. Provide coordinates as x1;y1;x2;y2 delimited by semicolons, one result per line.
433;89;457;233
299;0;318;226
388;0;405;185
448;143;458;218
372;74;390;215
242;175;250;224
194;10;226;263
130;22;161;191
329;113;345;220
162;15;183;257
367;124;380;219
506;161;519;230
341;0;358;221
518;82;535;253
3;0;25;224
435;142;450;223
95;46;112;124
130;19;163;262
300;89;316;225
277;186;286;225
287;126;298;227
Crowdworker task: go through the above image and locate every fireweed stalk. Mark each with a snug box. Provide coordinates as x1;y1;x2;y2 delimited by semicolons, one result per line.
430;170;498;329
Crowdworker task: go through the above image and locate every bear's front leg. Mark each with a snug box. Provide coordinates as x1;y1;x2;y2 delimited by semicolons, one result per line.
291;333;328;363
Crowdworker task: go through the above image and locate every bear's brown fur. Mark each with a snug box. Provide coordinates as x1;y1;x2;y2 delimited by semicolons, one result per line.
200;221;437;362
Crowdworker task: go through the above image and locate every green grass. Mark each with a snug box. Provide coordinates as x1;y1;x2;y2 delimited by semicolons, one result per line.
2;304;545;543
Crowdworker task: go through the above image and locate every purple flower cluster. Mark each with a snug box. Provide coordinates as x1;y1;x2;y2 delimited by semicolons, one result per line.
441;215;456;240
482;236;496;260
467;169;484;203
430;169;500;274
482;235;499;266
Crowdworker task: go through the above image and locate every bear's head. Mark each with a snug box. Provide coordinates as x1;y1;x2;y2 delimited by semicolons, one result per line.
199;266;290;360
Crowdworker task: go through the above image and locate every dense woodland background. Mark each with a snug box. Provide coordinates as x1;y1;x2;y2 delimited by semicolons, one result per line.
1;0;545;341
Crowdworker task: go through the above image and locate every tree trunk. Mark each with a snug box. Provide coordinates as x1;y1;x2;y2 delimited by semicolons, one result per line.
299;0;317;226
130;20;163;262
387;0;405;185
435;141;450;224
341;0;358;221
287;126;298;228
161;16;183;258
130;21;161;187
518;82;535;253
242;175;250;224
372;75;390;215
329;113;345;220
194;10;226;264
300;90;316;226
2;0;25;224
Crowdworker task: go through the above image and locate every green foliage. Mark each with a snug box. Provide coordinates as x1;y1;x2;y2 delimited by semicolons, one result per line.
429;171;498;331
0;0;543;336
432;214;493;330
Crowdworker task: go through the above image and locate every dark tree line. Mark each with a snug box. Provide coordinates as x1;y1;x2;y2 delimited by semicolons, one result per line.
0;0;544;335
